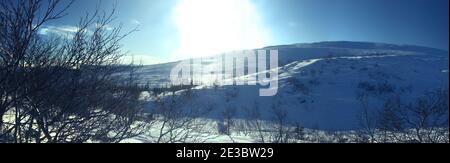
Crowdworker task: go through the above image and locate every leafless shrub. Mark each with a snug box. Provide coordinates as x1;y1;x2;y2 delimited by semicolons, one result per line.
356;87;449;143
219;104;236;136
244;101;267;143
148;89;214;143
268;101;292;143
396;88;449;143
0;0;145;143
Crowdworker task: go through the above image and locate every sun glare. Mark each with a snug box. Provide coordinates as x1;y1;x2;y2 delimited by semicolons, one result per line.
172;0;270;60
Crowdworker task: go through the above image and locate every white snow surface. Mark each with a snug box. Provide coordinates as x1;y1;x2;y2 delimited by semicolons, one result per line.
133;41;449;131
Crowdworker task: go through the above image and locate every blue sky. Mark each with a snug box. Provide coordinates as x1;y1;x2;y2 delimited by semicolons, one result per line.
43;0;449;64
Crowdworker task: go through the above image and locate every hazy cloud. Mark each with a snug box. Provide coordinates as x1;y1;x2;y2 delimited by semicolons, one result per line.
38;25;80;37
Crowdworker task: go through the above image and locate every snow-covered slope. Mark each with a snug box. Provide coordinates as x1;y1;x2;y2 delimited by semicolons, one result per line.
136;41;449;130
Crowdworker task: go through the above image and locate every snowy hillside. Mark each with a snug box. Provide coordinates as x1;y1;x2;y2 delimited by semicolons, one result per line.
134;41;449;132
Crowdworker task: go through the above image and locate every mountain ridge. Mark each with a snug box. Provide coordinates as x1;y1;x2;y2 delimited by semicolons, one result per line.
263;41;448;55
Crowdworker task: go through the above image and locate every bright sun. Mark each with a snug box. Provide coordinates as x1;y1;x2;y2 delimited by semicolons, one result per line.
172;0;269;60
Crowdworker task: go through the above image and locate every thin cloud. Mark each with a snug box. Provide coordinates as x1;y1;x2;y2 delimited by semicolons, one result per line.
39;25;79;35
38;25;110;38
38;25;86;38
95;23;114;31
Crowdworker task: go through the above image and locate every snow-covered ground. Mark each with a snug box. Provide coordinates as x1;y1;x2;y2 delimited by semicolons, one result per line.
128;41;449;143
